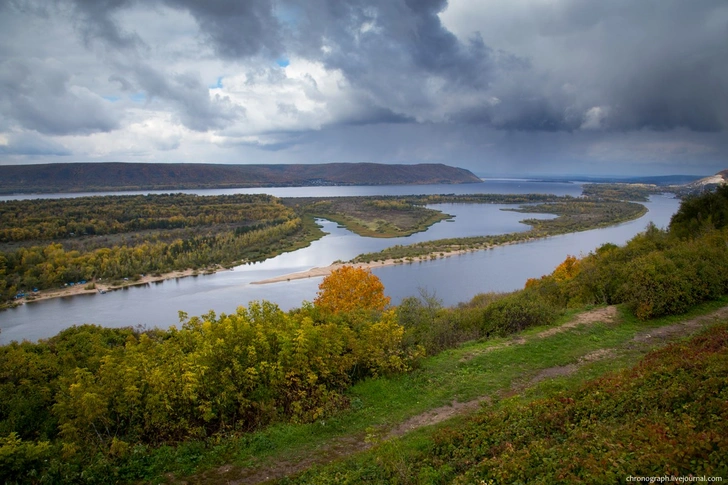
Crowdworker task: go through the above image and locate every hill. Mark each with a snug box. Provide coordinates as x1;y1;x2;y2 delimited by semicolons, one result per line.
682;169;727;190
0;162;482;194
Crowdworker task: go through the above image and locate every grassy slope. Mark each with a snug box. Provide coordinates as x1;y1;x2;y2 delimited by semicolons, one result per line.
147;298;728;485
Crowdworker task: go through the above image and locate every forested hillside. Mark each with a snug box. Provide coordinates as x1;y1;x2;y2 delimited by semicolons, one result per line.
0;162;481;194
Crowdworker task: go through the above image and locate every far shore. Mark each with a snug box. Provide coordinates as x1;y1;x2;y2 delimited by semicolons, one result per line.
251;237;538;285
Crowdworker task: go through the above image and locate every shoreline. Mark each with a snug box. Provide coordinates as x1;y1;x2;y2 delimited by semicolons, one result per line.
9;268;212;307
7;240;534;306
250;238;538;285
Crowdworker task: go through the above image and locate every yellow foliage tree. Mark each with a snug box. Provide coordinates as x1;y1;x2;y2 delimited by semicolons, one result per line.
314;265;391;314
552;255;581;282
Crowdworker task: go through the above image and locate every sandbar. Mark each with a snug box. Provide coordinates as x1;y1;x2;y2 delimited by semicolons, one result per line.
11;268;203;306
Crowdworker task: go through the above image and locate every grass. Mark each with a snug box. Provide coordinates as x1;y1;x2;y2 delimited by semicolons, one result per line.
146;297;728;484
303;208;449;238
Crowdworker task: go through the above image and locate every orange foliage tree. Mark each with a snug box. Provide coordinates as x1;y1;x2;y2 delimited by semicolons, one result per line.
314;265;391;314
552;255;581;282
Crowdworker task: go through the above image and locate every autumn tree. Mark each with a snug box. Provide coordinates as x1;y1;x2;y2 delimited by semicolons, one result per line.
314;266;391;314
552;255;580;282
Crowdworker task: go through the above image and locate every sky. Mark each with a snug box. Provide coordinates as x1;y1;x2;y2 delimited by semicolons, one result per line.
0;0;727;177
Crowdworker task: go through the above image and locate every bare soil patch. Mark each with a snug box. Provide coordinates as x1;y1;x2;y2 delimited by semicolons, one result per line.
386;396;491;440
536;305;617;339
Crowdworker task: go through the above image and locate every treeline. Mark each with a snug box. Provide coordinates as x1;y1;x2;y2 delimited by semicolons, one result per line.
580;182;664;201
0;193;289;243
0;219;309;302
0;194;323;304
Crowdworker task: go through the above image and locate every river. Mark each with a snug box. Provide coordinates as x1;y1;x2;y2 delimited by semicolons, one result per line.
0;182;680;343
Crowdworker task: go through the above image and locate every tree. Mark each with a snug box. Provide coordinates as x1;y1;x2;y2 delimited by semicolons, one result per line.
314;266;390;314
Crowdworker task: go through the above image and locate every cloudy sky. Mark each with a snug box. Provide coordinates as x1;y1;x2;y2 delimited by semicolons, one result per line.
1;0;727;176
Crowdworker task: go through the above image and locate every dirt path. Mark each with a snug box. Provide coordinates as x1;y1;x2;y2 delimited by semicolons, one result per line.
460;305;618;363
537;305;617;338
177;305;728;485
631;305;728;344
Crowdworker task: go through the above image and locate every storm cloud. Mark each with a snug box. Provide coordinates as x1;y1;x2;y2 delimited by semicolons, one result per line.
0;0;726;174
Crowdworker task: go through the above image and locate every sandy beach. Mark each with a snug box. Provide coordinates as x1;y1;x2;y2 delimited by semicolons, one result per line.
251;248;490;285
250;236;541;285
12;268;202;306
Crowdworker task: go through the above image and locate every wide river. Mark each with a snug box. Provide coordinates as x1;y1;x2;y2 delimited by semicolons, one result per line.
0;180;680;343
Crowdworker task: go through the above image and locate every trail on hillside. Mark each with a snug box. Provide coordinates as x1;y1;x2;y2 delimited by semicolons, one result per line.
175;305;728;485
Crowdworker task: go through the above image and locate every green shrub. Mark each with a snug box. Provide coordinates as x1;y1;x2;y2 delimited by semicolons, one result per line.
0;433;52;485
480;290;560;336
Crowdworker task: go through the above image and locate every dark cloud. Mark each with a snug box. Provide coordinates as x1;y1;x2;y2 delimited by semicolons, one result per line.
281;0;501;116
128;63;245;131
502;0;728;133
604;41;728;133
70;0;145;50
168;0;281;58
1;0;727;172
0;58;121;135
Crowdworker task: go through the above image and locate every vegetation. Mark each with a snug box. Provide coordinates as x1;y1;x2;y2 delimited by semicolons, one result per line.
0;194;323;305
282;196;452;238
313;266;391;315
351;199;646;263
668;183;728;239
282;322;728;484
0;162;481;194
580;183;665;201
0;193;290;245
0;267;420;484
2;186;727;483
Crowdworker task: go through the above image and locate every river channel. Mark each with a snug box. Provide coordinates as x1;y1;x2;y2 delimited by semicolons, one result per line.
0;181;680;343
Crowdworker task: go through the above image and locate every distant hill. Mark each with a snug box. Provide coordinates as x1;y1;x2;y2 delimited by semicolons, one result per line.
0;162;482;194
683;169;728;189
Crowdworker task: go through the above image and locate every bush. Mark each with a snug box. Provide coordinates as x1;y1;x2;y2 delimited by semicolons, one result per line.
0;433;52;485
625;230;728;320
398;290;487;354
480;290;560;336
